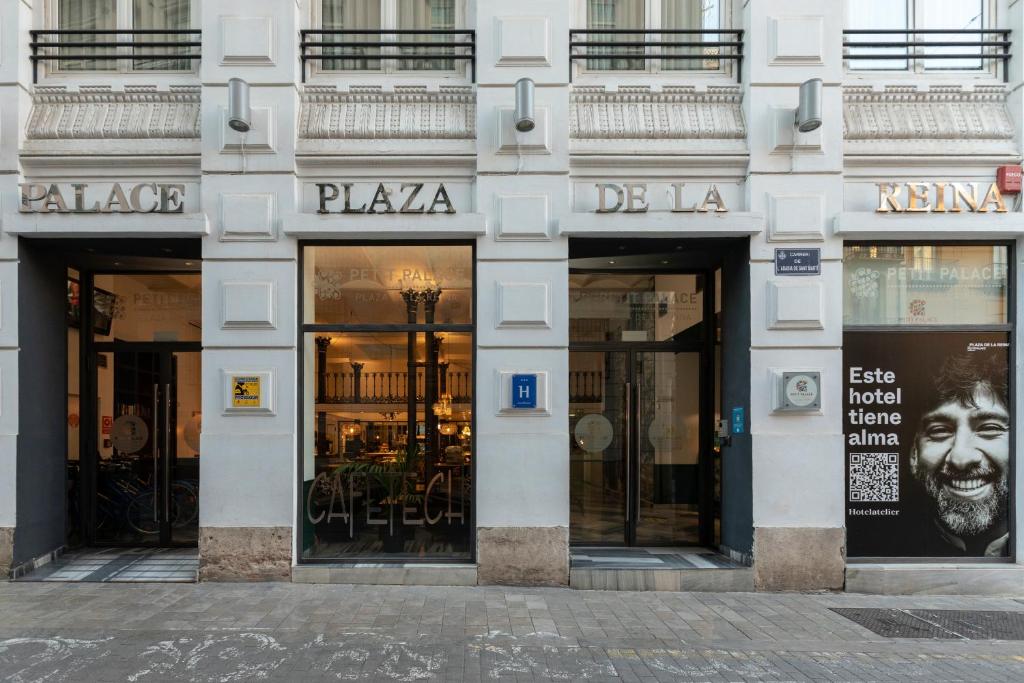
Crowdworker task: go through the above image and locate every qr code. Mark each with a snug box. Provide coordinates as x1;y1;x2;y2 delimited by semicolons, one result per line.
849;453;899;502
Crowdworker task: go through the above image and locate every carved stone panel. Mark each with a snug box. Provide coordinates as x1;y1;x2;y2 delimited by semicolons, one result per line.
843;85;1015;156
570;85;746;140
299;85;475;140
26;85;201;140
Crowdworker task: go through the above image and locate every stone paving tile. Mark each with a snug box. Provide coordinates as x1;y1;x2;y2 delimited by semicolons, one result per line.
0;582;1022;681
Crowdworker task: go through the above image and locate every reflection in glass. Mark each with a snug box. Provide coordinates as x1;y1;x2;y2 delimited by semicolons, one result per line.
132;0;191;71
846;0;909;70
92;273;201;343
634;351;700;546
920;0;985;71
89;351;200;546
570;351;627;544
586;0;645;71
570;273;704;343
304;330;472;560
398;0;458;71
662;0;722;71
57;0;117;71
307;245;472;325
321;0;382;70
843;245;1008;326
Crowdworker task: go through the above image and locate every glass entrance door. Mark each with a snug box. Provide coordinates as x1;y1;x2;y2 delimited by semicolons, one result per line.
90;349;200;546
633;350;703;546
570;348;707;546
569;350;628;544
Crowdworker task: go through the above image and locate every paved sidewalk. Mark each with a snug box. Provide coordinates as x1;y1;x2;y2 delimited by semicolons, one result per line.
0;581;1022;681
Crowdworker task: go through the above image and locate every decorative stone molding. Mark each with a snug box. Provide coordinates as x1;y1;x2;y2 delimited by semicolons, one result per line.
299;85;475;140
26;85;201;140
570;85;746;140
843;85;1014;155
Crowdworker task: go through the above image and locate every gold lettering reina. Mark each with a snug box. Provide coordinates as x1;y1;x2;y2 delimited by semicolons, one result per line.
876;182;1007;214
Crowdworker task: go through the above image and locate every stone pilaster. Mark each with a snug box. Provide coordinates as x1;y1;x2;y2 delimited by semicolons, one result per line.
743;0;846;591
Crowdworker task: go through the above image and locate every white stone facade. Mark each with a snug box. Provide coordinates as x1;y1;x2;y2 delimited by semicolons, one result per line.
0;0;1022;592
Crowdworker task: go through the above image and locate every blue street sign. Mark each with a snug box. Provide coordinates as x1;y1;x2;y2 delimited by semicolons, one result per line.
731;406;745;435
511;374;537;409
774;248;821;276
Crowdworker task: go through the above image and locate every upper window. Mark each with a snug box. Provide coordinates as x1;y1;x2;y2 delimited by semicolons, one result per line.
576;0;726;76
843;245;1009;326
315;0;468;76
845;0;1005;77
48;0;194;74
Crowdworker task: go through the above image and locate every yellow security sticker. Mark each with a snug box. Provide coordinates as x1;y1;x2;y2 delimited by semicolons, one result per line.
232;375;261;408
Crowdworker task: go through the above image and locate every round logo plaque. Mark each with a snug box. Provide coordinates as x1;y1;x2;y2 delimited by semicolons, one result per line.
111;415;149;454
785;373;819;408
574;414;614;453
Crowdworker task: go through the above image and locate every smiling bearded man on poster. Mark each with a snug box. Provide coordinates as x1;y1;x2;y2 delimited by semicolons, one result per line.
910;353;1011;557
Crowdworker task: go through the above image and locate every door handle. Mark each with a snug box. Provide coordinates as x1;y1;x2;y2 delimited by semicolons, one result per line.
164;383;172;527
633;381;640;525
624;381;631;522
152;384;159;520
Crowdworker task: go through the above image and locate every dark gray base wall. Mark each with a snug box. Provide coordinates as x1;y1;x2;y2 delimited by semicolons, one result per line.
753;527;845;591
477;527;569;586
0;527;12;578
199;527;291;582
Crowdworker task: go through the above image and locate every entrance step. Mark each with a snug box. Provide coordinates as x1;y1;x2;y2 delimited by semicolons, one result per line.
14;547;198;583
292;563;478;586
846;563;1024;596
570;547;753;592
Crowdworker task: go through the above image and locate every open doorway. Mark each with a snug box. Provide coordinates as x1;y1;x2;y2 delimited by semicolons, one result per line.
568;238;749;558
12;238;202;581
58;243;202;554
66;249;201;551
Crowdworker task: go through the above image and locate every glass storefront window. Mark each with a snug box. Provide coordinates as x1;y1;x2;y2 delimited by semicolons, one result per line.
843;242;1013;560
843;245;1008;326
88;273;201;343
570;273;705;343
306;245;472;325
302;244;473;561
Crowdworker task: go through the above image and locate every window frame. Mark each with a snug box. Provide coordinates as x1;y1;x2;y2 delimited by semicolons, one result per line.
296;240;478;565
842;241;1013;330
841;239;1016;563
843;0;1004;83
310;0;470;83
572;0;733;83
41;0;199;82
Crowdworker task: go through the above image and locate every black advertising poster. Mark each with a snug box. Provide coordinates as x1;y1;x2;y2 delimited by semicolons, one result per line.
844;331;1011;558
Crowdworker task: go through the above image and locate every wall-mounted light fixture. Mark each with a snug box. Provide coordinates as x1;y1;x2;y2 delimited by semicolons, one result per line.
795;78;822;133
227;77;251;133
514;77;535;133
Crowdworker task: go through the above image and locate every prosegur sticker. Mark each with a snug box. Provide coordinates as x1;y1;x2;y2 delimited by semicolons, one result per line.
232;375;261;408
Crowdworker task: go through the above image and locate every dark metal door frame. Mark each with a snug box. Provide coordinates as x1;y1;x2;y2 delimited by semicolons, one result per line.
569;268;716;548
77;270;200;548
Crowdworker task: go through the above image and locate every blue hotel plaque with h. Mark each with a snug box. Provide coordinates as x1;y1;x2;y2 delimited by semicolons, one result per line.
511;374;537;409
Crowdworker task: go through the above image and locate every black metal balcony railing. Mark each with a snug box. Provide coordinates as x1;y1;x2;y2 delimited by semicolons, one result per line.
569;29;744;82
317;370;472;405
30;29;202;83
843;29;1012;82
300;29;476;83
